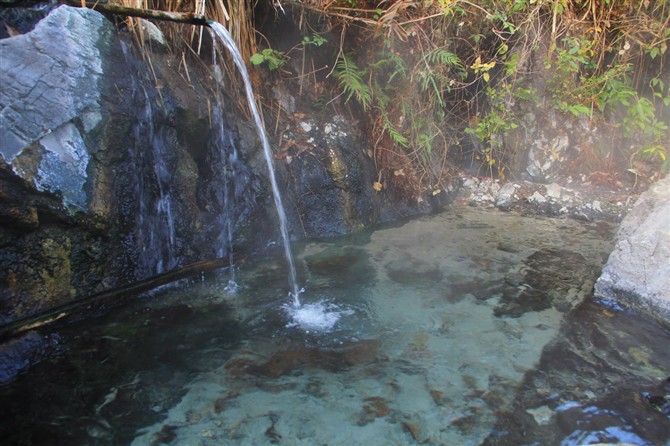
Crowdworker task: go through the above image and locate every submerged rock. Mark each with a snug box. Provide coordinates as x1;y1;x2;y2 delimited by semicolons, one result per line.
483;299;670;446
226;339;380;378
495;248;594;318
0;331;62;385
594;174;670;325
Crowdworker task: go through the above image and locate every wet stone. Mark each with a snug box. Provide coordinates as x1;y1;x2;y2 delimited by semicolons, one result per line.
483;299;670;446
494;248;592;317
357;396;392;425
305;246;376;284
242;339;380;378
385;254;443;285
429;389;449;406
151;425;177;446
213;391;239;413
401;420;422;442
264;413;282;444
0;331;63;385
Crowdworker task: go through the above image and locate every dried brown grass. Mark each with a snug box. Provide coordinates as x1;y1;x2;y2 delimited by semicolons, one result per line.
113;0;256;62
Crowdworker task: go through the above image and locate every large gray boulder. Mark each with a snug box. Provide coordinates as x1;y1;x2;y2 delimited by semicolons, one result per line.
0;5;115;212
594;175;670;324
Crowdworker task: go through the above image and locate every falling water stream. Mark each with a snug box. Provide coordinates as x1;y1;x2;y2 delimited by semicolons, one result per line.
131;82;177;277
208;23;301;305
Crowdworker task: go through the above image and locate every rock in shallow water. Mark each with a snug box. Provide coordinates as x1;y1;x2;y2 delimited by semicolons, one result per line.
594;174;670;325
225;339;380;378
0;331;62;384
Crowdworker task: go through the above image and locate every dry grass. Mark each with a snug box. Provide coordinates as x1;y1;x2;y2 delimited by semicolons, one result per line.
113;0;256;62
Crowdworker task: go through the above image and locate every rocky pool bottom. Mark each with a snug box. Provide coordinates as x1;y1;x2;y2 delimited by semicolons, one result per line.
1;207;669;445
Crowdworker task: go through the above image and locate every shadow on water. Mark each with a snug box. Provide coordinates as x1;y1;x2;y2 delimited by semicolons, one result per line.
0;289;243;445
484;298;670;446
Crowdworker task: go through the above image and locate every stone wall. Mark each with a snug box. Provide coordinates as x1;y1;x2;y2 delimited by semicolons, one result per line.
0;6;259;325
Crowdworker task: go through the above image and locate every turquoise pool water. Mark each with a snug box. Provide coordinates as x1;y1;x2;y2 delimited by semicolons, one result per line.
2;207;668;445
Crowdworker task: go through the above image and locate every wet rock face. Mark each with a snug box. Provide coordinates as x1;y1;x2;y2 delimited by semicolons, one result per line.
0;6;141;323
594;174;670;325
0;331;63;385
0;162;109;325
0;6;261;325
275;115;382;237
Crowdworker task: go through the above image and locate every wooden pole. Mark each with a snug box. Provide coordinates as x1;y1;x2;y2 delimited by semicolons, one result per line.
61;1;212;27
0;255;244;341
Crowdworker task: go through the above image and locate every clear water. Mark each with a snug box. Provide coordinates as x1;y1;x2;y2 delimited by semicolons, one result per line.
2;207;669;445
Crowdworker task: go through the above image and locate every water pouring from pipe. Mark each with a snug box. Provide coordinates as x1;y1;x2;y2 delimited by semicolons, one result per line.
208;22;301;305
209;22;352;331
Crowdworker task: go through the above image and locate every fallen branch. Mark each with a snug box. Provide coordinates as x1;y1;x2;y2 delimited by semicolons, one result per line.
0;255;243;341
62;1;211;27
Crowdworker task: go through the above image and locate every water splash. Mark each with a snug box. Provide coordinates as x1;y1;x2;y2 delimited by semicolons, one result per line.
209;22;300;305
283;300;353;333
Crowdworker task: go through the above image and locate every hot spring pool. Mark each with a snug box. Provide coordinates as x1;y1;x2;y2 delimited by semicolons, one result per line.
1;207;669;445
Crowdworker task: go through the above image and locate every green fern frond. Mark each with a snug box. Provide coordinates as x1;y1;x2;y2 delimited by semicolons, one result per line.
334;54;372;111
382;112;409;147
369;51;407;84
426;48;462;69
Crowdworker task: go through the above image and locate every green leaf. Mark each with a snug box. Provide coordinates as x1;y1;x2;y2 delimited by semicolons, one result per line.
302;33;327;47
250;53;265;65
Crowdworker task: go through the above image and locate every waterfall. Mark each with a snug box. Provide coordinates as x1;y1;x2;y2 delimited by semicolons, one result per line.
131;83;178;278
209;22;301;306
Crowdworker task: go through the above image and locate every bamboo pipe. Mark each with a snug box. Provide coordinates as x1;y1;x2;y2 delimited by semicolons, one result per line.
61;0;212;27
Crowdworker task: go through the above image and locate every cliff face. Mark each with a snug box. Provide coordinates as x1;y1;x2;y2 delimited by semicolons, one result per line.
0;5;257;324
0;5;386;326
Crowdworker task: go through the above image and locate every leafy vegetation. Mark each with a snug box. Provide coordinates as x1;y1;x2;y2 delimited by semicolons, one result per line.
250;48;287;71
114;0;669;194
246;0;667;196
334;53;373;110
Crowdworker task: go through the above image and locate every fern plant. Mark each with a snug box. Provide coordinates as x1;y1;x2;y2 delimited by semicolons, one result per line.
333;53;372;111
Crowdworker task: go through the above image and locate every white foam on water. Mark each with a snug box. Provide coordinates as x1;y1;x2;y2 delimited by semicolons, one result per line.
284;301;353;332
224;279;240;293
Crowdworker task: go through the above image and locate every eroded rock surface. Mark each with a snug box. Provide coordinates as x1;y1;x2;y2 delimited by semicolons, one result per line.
0;6;109;166
0;6;261;325
594;174;670;324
